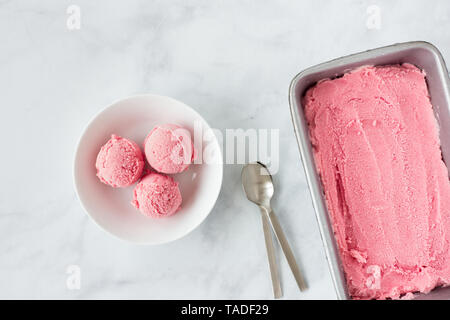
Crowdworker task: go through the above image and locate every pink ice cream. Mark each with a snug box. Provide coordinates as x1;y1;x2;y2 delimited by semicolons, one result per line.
95;134;144;188
132;172;182;218
144;124;194;174
304;64;450;299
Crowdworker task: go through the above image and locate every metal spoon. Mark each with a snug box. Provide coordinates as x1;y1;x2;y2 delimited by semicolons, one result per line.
242;163;282;299
242;162;307;294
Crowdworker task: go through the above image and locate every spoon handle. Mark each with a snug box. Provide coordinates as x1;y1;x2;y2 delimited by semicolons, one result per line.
260;208;282;299
263;207;307;292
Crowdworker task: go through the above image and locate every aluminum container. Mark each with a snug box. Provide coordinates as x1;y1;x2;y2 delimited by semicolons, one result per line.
289;41;450;300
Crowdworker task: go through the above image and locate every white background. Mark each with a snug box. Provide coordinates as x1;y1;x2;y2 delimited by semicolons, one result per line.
1;0;449;299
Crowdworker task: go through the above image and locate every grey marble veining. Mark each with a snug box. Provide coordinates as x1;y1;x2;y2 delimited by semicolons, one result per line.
0;0;449;299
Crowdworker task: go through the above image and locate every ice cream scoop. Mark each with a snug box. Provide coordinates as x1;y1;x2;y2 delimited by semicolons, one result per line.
95;134;144;187
144;124;194;174
132;172;182;218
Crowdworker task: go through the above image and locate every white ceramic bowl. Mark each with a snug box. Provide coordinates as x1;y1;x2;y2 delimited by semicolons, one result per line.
74;94;223;244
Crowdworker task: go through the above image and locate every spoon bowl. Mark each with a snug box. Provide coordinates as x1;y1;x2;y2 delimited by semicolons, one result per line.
241;162;274;207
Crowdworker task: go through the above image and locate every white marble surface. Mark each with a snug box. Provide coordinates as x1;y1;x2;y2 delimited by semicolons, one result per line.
1;0;449;299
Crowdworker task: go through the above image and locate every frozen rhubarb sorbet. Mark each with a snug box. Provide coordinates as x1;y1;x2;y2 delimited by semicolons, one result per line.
132;172;182;218
144;124;194;174
304;64;450;299
95;134;144;187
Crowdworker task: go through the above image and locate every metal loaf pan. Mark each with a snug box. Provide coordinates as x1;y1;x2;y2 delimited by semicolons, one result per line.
289;41;450;300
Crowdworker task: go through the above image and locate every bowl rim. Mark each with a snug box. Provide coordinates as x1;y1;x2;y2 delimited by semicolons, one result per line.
73;93;223;245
